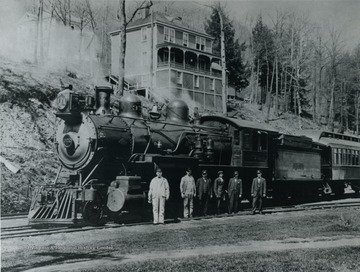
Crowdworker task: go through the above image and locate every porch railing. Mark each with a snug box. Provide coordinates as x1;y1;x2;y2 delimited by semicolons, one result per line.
158;61;221;78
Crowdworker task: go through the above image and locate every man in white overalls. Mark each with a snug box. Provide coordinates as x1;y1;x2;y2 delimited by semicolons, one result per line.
148;168;170;224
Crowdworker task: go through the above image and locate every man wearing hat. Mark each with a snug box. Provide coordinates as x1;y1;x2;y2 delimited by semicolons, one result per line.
228;171;243;214
148;168;170;224
214;170;225;214
196;170;212;216
251;170;267;215
180;168;196;218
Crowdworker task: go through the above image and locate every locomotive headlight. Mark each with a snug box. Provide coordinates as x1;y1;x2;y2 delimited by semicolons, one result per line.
63;134;75;150
57;94;68;111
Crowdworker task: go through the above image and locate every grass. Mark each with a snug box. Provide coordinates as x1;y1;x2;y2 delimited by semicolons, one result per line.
2;209;360;272
76;247;360;272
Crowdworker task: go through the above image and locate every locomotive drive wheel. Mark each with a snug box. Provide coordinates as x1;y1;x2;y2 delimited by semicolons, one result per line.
82;200;104;225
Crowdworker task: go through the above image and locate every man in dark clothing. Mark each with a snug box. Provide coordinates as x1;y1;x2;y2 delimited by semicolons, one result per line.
196;170;212;216
228;171;242;214
214;170;225;214
251;170;266;215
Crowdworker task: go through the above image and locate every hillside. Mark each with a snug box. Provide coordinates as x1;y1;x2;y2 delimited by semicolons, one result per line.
0;57;325;214
0;57;94;214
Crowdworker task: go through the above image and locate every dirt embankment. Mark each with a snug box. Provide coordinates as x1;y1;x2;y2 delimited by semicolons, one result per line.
0;57;92;214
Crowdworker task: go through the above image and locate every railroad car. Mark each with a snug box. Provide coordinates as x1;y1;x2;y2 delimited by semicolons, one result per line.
28;87;360;225
301;130;360;195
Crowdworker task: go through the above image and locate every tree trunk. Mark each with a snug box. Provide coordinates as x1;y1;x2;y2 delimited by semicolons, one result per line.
345;86;349;132
266;59;276;122
328;76;335;131
296;86;302;129
117;0;126;97
293;74;297;115
356;94;360;135
274;56;279;116
79;30;83;70
312;65;317;123
283;69;287;112
39;0;44;64
218;9;227;115
340;82;344;132
256;58;260;104
68;0;71;27
46;2;55;60
33;0;41;64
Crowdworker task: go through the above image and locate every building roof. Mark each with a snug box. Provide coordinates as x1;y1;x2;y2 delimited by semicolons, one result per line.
110;12;213;39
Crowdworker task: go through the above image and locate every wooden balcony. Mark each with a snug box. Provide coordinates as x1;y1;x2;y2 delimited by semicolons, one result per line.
157;61;221;78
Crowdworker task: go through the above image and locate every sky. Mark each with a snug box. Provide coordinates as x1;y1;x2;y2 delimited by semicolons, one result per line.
0;0;359;51
224;0;360;50
169;0;360;51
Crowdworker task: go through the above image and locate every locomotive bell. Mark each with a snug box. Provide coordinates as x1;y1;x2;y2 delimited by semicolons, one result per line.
166;100;189;123
119;94;142;118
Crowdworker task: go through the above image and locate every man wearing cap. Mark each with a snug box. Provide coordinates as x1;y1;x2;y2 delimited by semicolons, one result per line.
228;171;243;214
214;171;225;214
251;170;267;215
196;170;212;216
148;168;170;224
180;168;196;218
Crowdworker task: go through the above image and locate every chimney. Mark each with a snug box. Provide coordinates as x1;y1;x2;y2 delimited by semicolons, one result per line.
143;7;150;19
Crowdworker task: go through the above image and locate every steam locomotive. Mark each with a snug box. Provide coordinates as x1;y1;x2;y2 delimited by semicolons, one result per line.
28;86;360;224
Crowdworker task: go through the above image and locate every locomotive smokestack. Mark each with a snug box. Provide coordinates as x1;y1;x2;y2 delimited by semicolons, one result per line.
95;86;113;115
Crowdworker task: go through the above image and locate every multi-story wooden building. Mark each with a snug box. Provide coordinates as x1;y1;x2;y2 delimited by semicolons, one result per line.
110;11;225;112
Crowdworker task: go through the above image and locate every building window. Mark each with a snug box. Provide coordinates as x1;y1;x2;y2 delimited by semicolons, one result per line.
334;148;339;165
164;27;175;43
194;75;199;87
210;78;215;90
196;37;200;50
196;37;206;51
200;38;205;51
176;72;183;85
183;33;188;47
243;131;251;150
141;27;147;41
170;29;175;43
352;150;356;165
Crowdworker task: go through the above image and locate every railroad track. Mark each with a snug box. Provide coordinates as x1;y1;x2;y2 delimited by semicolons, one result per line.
1;199;359;240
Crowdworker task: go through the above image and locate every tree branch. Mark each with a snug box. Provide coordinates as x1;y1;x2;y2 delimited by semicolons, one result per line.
125;0;153;27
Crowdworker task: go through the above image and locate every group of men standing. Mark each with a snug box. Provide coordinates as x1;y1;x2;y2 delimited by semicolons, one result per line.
180;169;244;218
148;167;266;224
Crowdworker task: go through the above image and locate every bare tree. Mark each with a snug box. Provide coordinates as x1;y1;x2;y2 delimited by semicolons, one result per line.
326;26;344;131
215;4;227;115
116;0;153;97
52;0;71;26
34;0;44;64
269;10;288;117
